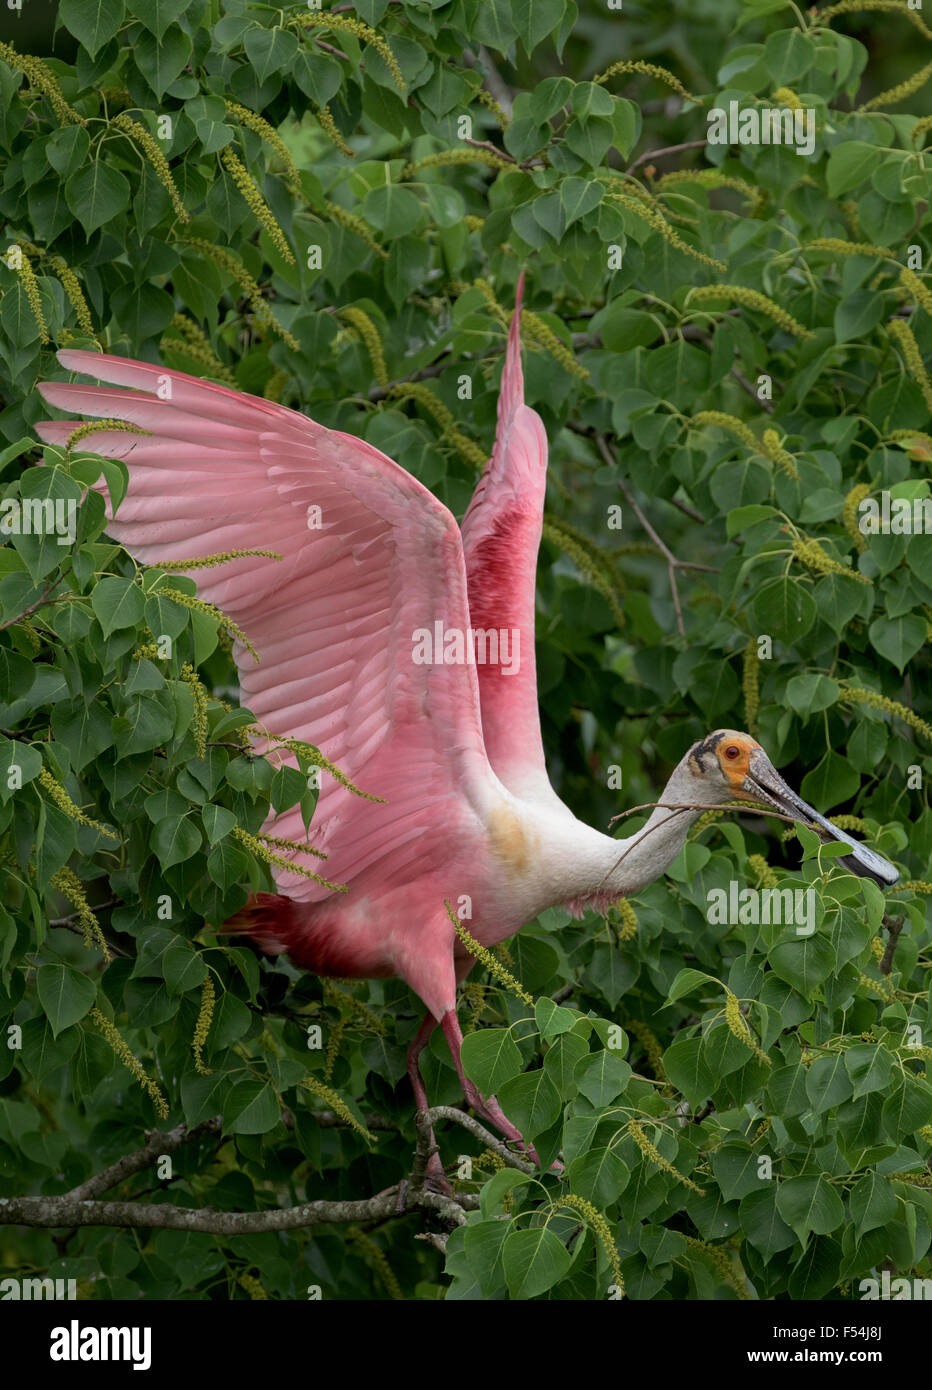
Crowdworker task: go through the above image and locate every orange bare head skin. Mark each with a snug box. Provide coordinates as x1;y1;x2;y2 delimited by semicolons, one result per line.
687;730;762;796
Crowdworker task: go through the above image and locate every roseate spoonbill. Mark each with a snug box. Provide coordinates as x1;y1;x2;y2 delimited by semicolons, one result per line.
36;277;898;1158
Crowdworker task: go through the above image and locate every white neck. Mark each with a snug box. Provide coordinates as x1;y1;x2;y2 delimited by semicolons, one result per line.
519;763;707;917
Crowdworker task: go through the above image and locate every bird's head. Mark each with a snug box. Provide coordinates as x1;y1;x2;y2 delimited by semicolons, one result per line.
682;729;899;887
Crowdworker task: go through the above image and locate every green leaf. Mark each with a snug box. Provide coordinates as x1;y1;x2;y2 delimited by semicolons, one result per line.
131;0;191;39
749;576;817;644
363;184;423;239
59;0;125;57
150;813;202;868
36;963;96;1038
844;1043;893;1099
90;577;145;636
768;934;835;998
849;1171;897;1237
460;1028;524;1094
201;803;237;844
222;1079;280;1134
785;673;840;717
65;161;131;236
827;141;885;198
502;1226;572;1299
868;613;926;672
162;942;207;995
662;1036;715;1108
496;1068;561;1140
573;1049;632;1106
776;1175;845;1247
834;289;884;344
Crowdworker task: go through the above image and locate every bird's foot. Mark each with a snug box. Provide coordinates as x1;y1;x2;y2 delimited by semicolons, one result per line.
465;1087;562;1173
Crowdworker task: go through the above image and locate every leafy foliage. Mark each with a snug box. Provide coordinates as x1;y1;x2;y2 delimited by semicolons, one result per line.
1;0;931;1300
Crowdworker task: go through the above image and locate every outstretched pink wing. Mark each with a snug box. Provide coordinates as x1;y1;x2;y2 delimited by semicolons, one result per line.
36;353;497;902
460;273;554;804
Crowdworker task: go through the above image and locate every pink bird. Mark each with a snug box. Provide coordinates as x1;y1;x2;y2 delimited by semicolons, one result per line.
36;276;897;1170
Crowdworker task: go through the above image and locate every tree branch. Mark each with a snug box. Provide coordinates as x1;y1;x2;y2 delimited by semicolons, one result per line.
0;1105;515;1233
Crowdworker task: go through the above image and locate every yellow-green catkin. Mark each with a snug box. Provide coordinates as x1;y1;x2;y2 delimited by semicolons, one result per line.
236;1271;268;1300
315;105;355;157
90;1007;168;1118
64;418;150;455
685;1236;751;1299
163;313;234;385
7;246;48;344
301;1075;372;1140
559;1194;625;1294
294;13;405;93
899;879;932;894
724;987;771;1065
463;215;485;233
474;87;509;130
912;114;932;145
624;1019;666;1081
388;382;488;470
540;518;625;629
747;853;777;889
838;684;932;743
180;663;208;759
899;267;932;315
0;40;85;126
689;285;813;338
38;767;118;841
348;1230;404;1300
627;1119;705;1192
691;410;761;454
324;200;387;258
843;483;871;552
324;981;386;1035
615;898;638;941
180;239;300;350
157;584;260;662
761;428;799;479
232;826;345;892
804;237;893;261
255;831;327;862
49;866;111;961
225;100;302;195
220;148;295;263
752;1115;771;1142
522;311;590;381
887;318;932;411
819;0;932;39
112;113;188;222
594;59;699;105
860;58;932;112
445;901;534;1006
654;169;764;212
792;536;872;584
742;639;760;734
192;974;214;1075
403;148;513;179
606;190;726;271
155;546;282;572
264;368;288;402
462;980;488;1033
42;254;94;337
248;727;386;801
340;306;389;387
772;86;802;110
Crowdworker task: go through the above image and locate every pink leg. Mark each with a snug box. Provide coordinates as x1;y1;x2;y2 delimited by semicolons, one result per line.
440;1009;543;1162
406;1010;451;1193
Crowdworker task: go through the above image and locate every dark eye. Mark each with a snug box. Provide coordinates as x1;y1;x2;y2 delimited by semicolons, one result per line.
725;746;740;759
